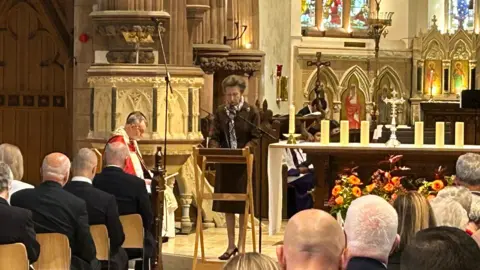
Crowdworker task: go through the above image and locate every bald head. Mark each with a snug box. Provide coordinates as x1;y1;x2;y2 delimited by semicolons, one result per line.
277;209;345;270
105;142;129;168
41;153;71;185
72;148;98;179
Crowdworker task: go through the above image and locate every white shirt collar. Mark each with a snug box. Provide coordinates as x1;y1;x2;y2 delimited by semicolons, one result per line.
71;176;92;184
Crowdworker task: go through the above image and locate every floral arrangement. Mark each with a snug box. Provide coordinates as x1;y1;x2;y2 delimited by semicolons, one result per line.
416;166;455;200
328;155;409;219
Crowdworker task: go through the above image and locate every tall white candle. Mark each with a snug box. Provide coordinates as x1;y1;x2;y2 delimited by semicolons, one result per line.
435;122;445;147
321;120;330;144
360;121;369;145
414;122;424;146
455;122;464;147
340;120;349;145
289;104;295;134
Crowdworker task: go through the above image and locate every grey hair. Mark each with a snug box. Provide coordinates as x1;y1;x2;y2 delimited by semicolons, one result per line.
430;198;469;229
344;195;398;261
223;252;280;270
435;186;472;215
105;142;129;166
469;196;480;225
126;111;147;125
41;155;71;180
456;153;480;186
72;148;98;175
0;143;24;180
0;162;13;182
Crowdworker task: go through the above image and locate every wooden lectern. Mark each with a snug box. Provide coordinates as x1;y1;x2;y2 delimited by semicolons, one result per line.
192;147;256;270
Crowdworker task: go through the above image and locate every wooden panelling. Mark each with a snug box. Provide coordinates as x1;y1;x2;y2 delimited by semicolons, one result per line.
0;1;72;185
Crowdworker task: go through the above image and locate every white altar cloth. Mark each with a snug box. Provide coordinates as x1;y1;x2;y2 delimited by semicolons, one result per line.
268;141;480;235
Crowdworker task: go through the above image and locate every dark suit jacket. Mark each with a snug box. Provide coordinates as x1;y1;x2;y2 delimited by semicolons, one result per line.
208;102;261;149
0;197;40;263
64;180;125;254
93;166;154;256
10;181;96;267
347;257;387;270
387;251;401;270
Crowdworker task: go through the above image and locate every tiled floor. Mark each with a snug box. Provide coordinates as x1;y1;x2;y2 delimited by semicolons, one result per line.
161;221;286;270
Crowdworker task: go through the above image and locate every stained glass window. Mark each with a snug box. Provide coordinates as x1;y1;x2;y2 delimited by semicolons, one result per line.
448;0;474;31
350;0;369;29
322;0;343;28
301;0;316;27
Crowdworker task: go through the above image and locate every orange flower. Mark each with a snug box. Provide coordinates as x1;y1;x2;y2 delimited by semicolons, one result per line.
332;185;342;196
335;196;344;205
391;193;398;201
348;175;362;185
431;180;445;191
384;183;394;192
366;183;376;193
427;194;436;201
352;186;362;197
391;176;401;186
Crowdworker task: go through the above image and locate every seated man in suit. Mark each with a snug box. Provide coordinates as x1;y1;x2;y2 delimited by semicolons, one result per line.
343;195;399;270
11;153;98;270
64;148;127;269
93;142;154;270
0;163;40;265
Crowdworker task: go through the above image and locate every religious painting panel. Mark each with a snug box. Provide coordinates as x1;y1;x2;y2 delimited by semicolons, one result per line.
448;0;474;32
301;0;317;27
323;0;343;28
340;76;366;129
423;60;442;96
350;0;368;29
450;60;469;94
375;76;394;125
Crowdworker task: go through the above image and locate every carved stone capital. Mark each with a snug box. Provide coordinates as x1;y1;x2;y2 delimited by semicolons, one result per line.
198;57;228;74
224;60;262;75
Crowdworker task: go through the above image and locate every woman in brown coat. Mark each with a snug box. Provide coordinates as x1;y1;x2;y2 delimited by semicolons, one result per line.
208;75;260;260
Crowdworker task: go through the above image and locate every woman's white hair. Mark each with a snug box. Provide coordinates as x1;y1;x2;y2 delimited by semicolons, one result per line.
469;196;480;225
344;195;398;261
435;186;472;214
430;198;469;229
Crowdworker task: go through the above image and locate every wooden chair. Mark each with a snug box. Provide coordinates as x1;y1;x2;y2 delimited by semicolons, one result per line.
0;243;29;270
92;148;103;173
119;214;149;269
192;147;256;270
90;225;110;268
33;233;71;270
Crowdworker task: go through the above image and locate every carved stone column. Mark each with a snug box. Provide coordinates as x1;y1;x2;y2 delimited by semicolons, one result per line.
187;0;210;44
179;194;193;234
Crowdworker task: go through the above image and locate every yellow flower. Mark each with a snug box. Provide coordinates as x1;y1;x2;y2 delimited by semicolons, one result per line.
431;180;444;191
391;176;401;186
352;186;362;197
335;196;344;205
332;185;342;196
366;183;376;193
348;175;362;185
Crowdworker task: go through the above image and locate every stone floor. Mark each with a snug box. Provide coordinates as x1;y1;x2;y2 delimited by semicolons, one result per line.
160;221;286;270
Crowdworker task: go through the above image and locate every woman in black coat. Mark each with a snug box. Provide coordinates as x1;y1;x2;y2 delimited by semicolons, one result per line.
209;75;260;260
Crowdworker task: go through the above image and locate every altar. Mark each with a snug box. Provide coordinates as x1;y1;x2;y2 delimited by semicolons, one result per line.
268;142;480;235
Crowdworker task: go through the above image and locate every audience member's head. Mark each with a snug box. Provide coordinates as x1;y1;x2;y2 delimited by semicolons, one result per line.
224;252;279;270
400;226;480;270
0;143;24;180
467;195;480;232
430;198;468;229
393;192;436;253
124;111;147;140
104;142;129;169
456;153;480;191
344;195;399;264
72;148;98;180
277;209;345;270
0;162;12;200
435;186;472;214
41;153;71;186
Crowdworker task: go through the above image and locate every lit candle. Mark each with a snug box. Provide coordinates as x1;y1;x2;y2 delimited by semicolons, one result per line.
340;120;349;145
289;104;295;134
360;121;369;145
321;120;330;144
455;122;464;147
414;122;424;147
435;122;445;147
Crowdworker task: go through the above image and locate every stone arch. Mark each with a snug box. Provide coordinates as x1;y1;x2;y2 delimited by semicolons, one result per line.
423;39;446;60
450;39;471;60
373;66;405;125
339;65;370;100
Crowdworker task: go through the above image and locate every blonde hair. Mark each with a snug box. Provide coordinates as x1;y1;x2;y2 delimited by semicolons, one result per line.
0;144;24;180
393;192;436;252
223;252;280;270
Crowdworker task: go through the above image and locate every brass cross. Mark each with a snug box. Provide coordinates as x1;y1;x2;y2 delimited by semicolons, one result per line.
307;52;331;100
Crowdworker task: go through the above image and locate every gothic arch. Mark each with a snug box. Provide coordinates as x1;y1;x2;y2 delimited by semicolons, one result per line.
373;66;405;98
450;39;471;60
303;66;338;117
423;39;446;60
339;65;370;101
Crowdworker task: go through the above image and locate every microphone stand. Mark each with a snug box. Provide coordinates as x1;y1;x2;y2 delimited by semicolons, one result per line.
152;17;174;270
235;113;277;253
